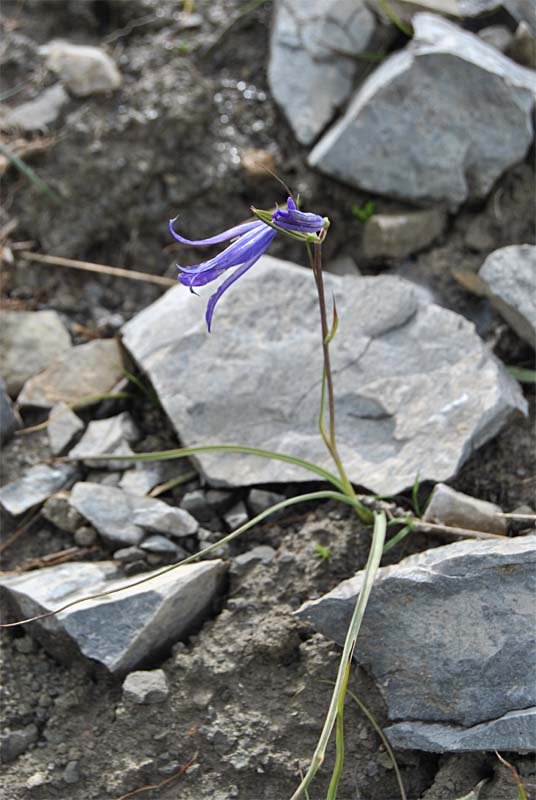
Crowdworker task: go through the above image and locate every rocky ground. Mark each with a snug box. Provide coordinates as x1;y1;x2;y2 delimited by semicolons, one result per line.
1;1;535;799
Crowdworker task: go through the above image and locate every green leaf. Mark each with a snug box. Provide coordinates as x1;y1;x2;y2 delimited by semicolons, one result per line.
383;523;412;553
411;473;421;517
351;200;376;222
313;544;331;560
454;779;489;800
66;443;346;492
508;366;536;384
0;142;62;204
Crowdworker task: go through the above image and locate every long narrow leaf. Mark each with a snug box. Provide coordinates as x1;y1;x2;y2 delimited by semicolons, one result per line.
1;490;357;629
290;511;386;799
65;443;346;492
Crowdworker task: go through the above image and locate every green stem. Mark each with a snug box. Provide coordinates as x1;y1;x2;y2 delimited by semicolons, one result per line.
289;511;386;800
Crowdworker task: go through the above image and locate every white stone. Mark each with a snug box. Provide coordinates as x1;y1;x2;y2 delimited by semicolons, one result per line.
42;41;121;97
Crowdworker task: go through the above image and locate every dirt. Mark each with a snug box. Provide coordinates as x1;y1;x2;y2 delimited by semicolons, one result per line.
0;1;535;799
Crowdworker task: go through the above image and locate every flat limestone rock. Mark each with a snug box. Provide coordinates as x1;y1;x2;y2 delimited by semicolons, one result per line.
479;244;536;347
3;84;69;131
296;535;536;751
385;708;536;752
121;255;526;494
0;559;227;674
309;14;536;209
17;339;124;409
268;0;378;145
0;464;79;517
0;310;71;397
68;411;139;467
70;482;198;548
47;402;84;455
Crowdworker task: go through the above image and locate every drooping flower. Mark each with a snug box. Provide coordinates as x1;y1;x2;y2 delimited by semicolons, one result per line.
169;197;328;331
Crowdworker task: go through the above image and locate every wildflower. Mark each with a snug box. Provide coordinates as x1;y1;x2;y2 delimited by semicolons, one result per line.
169;197;328;331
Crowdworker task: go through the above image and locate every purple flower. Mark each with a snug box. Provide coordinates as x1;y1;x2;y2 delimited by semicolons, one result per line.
169;197;326;332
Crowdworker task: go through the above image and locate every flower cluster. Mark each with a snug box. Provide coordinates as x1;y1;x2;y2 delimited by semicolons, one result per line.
169;197;327;331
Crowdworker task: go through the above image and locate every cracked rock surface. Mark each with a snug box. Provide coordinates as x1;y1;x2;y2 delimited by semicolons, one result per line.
121;255;526;494
309;14;536;209
297;535;536;751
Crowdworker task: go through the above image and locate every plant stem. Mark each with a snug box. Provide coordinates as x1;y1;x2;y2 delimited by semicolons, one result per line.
308;243;369;520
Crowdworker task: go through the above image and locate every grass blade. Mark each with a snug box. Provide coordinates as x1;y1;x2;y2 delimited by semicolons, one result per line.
0;142;62;203
290;510;386;799
64;443;346;492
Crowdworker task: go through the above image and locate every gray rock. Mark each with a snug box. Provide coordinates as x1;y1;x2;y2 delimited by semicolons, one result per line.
0;723;39;762
205;488;235;514
479;244;536;347
3;84;69;131
47;402;84;455
507;21;536;69
119;462;173;496
140;535;184;559
362;208;447;261
327;255;362;277
181;490;215;524
247;489;286;517
0;378;20;442
42;491;85;533
309;14;536;210
385;708;536;752
62;760;80;784
0;310;71;397
74;526;98;547
297;535;536;751
18;339;124;409
478;25;513;53
70;482;198;548
0;464;78;516
122;669;169;704
0;559;227;674
121;255;526;495
268;0;378;145
113;546;146;563
504;0;536;34
41;41;121;97
232;545;276;574
224;501;249;530
68;411;139;467
423;483;507;534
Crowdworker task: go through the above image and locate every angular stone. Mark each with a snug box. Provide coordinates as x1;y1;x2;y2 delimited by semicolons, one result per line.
119;462;176;496
68;411;139;467
18;339;124;409
362;208;447;261
122;669;169;704
0;464;78;517
385;708;536;752
41;41;121;97
140;535;185;559
0;379;20;443
232;545;276;574
507;21;536;69
297;535;536;751
478;25;513;53
70;483;198;548
0;310;71;397
247;489;286;517
42;491;85;533
223;501;249;530
47;402;84;455
0;724;38;763
3;84;69;131
0;559;227;674
479;244;536;347
268;0;378;145
121;255;526;495
504;0;536;34
309;14;536;209
423;483;507;534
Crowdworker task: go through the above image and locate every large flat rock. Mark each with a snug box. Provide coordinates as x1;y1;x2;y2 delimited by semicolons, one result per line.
308;14;536;209
0;559;227;674
121;255;526;494
296;535;536;751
